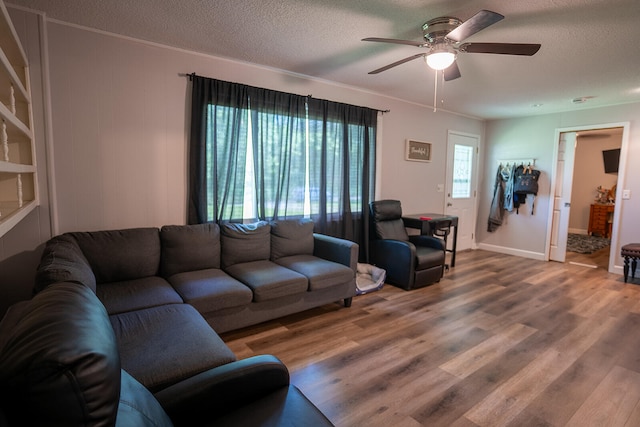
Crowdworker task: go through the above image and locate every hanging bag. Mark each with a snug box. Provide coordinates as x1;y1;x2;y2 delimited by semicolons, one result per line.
513;164;541;214
514;164;540;194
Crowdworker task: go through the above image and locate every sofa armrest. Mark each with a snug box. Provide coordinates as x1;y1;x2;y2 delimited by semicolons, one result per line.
371;239;415;286
409;235;445;251
313;233;358;272
34;234;97;294
154;355;290;423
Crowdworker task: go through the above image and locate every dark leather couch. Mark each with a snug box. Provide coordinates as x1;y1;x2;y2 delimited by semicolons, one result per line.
0;218;350;426
0;282;333;426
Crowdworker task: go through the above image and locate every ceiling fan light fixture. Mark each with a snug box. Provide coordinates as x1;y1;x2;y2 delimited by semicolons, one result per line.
425;47;456;70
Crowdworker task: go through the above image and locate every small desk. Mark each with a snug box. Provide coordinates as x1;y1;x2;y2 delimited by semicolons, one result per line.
402;213;459;267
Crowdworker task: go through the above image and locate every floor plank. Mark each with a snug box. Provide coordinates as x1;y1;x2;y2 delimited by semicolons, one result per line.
566;366;640;426
220;249;640;426
439;323;537;379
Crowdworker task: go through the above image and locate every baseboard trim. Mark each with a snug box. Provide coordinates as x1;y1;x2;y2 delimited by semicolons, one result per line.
568;228;588;235
477;243;625;276
477;243;546;261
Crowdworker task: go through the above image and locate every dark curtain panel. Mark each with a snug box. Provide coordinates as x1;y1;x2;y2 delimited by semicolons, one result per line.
248;87;307;220
188;76;250;223
188;75;377;261
307;99;377;262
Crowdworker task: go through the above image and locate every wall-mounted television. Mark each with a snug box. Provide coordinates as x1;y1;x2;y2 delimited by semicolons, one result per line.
602;148;620;174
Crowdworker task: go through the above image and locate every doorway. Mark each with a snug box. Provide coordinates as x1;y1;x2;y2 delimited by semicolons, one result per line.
547;123;628;272
445;130;480;252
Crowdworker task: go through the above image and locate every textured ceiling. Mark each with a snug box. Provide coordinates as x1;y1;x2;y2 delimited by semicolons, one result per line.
7;0;640;119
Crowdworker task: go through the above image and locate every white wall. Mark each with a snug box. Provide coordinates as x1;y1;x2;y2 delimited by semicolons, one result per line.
376;101;484;216
477;114;558;257
478;104;640;270
43;19;484;234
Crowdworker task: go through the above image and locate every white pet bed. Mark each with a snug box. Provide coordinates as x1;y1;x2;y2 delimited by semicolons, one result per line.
355;263;386;295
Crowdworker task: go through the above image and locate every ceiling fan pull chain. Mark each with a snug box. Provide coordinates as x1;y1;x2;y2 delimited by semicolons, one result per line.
433;70;438;112
440;70;445;109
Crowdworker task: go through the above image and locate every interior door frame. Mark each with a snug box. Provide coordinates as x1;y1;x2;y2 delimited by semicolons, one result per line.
545;121;630;273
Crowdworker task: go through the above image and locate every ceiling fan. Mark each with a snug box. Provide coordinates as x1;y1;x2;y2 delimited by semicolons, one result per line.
362;10;541;81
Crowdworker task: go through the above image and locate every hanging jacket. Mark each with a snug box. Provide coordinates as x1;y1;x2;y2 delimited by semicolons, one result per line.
488;165;505;232
502;164;516;212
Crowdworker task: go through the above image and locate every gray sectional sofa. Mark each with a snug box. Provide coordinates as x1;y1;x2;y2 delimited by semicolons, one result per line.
0;218;357;426
36;219;358;333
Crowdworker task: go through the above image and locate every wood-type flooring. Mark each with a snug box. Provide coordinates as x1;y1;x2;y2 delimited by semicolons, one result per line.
221;248;640;426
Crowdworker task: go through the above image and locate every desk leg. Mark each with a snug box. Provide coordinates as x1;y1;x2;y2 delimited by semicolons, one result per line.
451;224;458;267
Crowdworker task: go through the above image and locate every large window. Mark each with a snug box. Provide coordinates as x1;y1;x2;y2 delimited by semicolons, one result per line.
188;76;377;257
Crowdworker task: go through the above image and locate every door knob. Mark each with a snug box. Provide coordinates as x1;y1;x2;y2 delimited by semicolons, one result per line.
447;203;452;207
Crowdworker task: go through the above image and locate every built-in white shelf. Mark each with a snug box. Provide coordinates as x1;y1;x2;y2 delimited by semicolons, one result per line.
0;0;37;238
0;160;34;173
0;199;36;236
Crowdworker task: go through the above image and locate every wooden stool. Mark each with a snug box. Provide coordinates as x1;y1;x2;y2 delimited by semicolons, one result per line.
621;243;640;283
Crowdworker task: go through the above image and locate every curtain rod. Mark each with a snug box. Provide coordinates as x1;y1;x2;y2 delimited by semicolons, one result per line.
183;72;390;114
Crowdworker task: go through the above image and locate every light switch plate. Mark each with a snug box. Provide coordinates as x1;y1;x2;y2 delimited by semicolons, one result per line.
437;184;444;192
622;189;631;199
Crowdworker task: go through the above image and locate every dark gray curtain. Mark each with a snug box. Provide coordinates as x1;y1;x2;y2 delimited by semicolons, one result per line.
307;98;377;262
250;88;307;219
188;76;250;223
188;75;377;260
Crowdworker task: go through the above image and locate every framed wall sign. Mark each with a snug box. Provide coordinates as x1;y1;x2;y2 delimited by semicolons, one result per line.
405;139;432;162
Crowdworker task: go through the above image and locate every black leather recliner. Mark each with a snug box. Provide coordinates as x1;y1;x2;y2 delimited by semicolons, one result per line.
369;200;446;290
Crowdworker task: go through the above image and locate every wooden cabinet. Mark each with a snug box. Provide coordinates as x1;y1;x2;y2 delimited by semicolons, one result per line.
0;0;37;238
588;203;614;238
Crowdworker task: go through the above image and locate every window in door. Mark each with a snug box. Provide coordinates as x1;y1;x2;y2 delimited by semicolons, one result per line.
451;144;474;199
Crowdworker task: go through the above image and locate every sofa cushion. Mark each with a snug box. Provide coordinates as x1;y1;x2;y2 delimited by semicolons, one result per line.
275;254;354;291
117;369;173;427
168;268;253;313
71;228;161;283
270;219;315;260
34;234;97;293
97;276;183;315
110;303;236;393
0;283;121;426
221;221;271;268
225;260;308;302
160;223;221;277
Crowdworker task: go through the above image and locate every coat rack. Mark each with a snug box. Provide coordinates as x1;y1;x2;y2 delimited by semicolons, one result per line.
497;158;536;167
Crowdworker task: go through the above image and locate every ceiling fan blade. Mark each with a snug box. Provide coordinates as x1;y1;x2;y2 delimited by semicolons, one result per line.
362;37;425;47
368;53;425;74
445;10;504;43
462;42;541;56
443;61;461;81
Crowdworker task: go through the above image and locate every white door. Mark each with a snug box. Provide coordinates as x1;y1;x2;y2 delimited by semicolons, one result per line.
549;132;577;262
445;131;479;251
